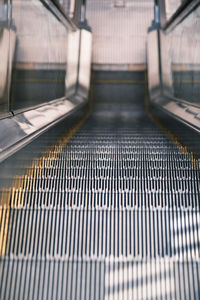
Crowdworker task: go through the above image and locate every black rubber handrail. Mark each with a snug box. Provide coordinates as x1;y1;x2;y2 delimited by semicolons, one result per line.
41;0;78;31
162;0;200;32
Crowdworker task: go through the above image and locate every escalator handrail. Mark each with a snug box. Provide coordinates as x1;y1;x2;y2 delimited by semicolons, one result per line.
159;0;200;32
40;0;78;31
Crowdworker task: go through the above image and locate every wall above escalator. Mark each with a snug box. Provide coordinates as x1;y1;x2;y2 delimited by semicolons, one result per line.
86;0;154;70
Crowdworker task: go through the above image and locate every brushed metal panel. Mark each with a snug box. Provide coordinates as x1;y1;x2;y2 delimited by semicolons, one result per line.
77;29;92;98
65;30;80;97
0;98;87;162
147;30;161;99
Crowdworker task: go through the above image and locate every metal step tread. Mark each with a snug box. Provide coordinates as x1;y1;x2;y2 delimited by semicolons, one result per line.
0;107;200;299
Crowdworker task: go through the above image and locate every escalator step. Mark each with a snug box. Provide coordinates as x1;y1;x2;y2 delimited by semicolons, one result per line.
0;105;200;299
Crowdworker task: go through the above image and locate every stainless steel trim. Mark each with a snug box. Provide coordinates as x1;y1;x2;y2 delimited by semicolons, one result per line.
0;20;16;115
65;30;80;98
0;16;93;162
153;95;200;133
147;30;161;100
76;29;92;99
159;30;174;97
0;97;87;162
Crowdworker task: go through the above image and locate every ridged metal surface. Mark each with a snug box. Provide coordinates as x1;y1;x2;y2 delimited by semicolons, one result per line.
0;80;200;299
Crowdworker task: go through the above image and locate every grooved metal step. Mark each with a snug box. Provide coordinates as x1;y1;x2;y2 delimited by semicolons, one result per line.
0;98;200;299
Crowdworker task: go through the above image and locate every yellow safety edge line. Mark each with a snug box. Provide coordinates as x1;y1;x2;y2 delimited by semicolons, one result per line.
14;78;65;84
1;73;199;256
0;81;94;256
144;72;200;167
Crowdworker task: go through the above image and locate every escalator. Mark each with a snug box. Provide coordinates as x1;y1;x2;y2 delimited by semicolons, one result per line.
0;72;199;299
